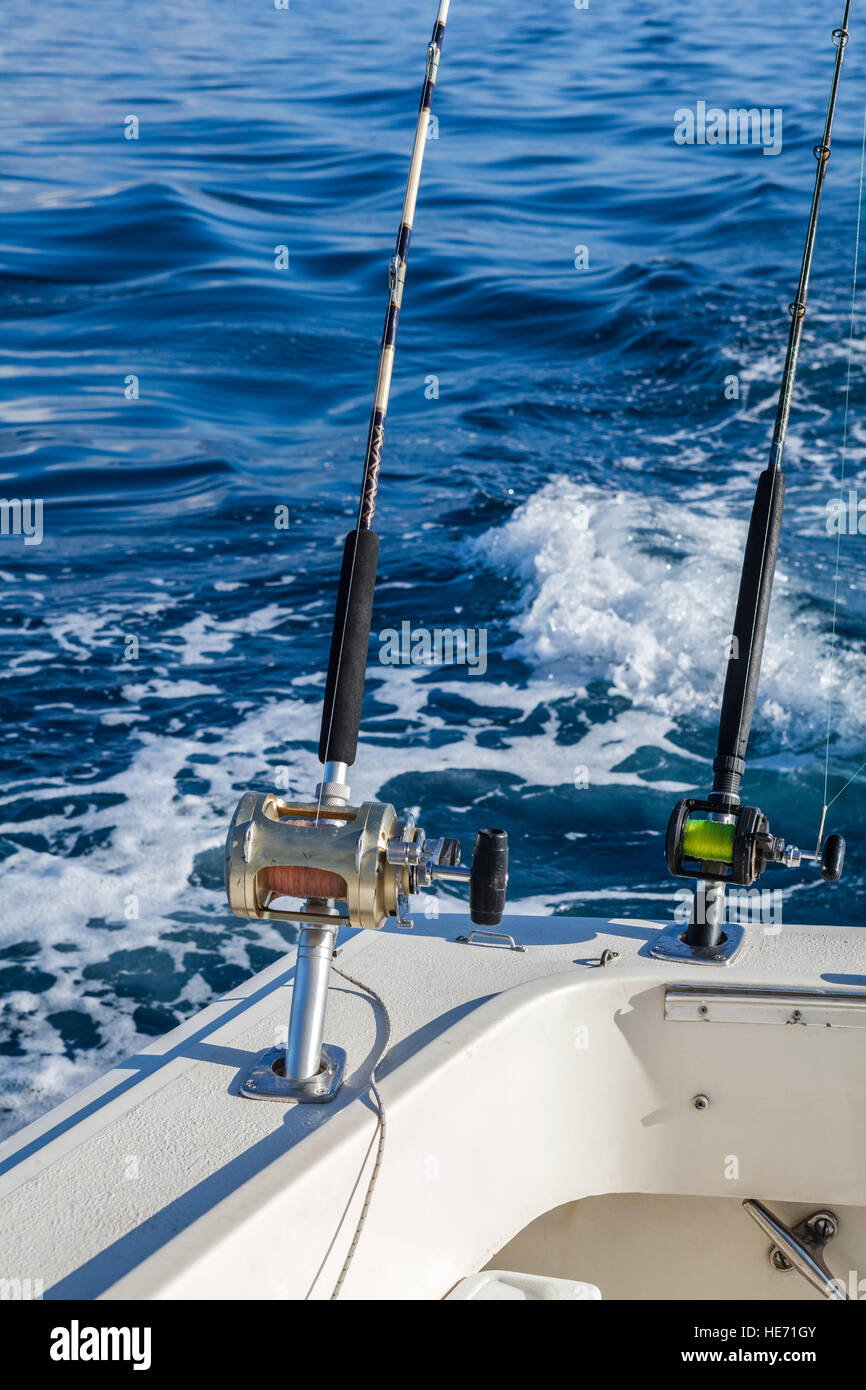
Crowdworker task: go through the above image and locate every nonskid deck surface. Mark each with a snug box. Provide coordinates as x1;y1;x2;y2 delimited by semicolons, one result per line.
0;913;864;1298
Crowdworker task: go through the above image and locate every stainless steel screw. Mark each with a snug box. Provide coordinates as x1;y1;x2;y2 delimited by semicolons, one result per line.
810;1215;836;1242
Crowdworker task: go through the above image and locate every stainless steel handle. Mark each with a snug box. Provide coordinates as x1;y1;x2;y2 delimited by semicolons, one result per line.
456;930;525;952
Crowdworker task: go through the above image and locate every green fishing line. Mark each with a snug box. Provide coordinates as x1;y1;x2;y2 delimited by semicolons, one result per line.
682;819;735;864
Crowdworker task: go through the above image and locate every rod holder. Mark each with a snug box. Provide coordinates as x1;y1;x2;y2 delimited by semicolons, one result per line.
239;921;345;1104
650;894;745;967
685;881;727;949
285;923;339;1081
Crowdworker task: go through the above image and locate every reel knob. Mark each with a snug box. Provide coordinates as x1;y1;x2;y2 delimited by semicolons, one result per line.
469;828;509;927
821;832;846;882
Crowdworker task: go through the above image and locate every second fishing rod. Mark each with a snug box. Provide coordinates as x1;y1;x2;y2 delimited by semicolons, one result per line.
665;3;852;952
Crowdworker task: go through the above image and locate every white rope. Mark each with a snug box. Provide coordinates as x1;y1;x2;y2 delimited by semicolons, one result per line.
328;961;391;1300
302;957;392;1300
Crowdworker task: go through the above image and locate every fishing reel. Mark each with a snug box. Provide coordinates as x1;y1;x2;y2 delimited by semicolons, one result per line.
666;797;845;888
225;791;508;931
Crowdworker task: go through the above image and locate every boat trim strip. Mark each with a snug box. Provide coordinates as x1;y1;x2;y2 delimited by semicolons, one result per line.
665;984;866;1028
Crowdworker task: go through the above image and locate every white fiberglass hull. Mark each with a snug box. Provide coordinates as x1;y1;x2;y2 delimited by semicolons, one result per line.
1;911;864;1300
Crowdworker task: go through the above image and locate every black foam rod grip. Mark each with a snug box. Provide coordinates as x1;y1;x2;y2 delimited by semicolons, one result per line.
318;528;379;767
716;468;786;769
470;828;509;927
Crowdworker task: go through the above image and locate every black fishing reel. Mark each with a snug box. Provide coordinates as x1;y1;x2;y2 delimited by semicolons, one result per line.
666;797;845;888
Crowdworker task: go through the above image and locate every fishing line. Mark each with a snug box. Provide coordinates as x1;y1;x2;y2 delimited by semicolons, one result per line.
818;97;866;854
826;754;866;808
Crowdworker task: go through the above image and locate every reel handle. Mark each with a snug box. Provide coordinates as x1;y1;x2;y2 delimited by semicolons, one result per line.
469;828;509;927
821;832;846;882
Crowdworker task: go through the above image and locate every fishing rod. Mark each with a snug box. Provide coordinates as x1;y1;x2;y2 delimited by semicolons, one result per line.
317;0;451;783
664;5;851;955
223;0;508;1103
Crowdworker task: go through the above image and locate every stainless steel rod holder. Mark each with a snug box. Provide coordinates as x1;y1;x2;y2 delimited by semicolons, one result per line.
239;916;345;1104
285;923;338;1082
686;880;726;947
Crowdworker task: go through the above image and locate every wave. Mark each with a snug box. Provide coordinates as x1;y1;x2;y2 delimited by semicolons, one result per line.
475;475;866;754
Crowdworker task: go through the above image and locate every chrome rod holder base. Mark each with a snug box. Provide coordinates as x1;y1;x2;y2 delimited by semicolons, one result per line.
650;919;745;966
240;1044;345;1104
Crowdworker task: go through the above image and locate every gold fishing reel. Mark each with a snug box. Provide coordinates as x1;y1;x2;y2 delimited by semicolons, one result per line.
225;791;508;931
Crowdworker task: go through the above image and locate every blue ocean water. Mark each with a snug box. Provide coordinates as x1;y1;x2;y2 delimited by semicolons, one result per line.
1;0;864;1135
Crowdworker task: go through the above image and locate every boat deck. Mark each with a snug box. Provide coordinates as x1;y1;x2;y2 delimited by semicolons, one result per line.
1;912;864;1299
